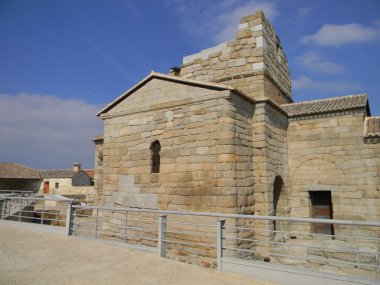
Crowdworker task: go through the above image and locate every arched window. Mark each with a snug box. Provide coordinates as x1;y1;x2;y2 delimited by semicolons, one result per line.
150;140;161;173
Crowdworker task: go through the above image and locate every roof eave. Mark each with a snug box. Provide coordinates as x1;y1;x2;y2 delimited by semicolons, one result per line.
288;106;368;118
97;73;154;116
96;72;248;116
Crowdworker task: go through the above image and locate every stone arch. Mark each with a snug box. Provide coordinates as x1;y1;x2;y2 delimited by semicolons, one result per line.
289;157;346;220
290;158;346;191
290;154;347;182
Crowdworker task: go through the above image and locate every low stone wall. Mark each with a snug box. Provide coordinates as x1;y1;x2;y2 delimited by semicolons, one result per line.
306;240;379;279
57;186;94;202
95;210;257;268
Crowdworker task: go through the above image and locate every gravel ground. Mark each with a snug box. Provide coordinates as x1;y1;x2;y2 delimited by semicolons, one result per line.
0;222;275;285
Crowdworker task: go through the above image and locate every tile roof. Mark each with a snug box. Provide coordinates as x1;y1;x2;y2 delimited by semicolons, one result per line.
281;94;368;117
84;170;95;179
97;71;251;116
41;170;75;179
365;116;380;137
92;134;104;142
0;163;41;179
0;163;96;180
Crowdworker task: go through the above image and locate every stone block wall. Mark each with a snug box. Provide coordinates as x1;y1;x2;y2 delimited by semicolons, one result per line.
178;10;291;105
100;78;255;214
38;178;94;201
305;239;379;278
94;141;104;204
251;100;289;251
39;178;70;194
288;110;380;234
97;78;257;264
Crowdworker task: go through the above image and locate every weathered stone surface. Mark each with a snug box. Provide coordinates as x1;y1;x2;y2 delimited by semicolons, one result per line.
178;10;291;105
93;9;380;274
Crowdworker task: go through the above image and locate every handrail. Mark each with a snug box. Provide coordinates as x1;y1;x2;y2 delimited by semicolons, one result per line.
0;190;36;192
1;196;73;202
2;196;379;281
71;204;380;227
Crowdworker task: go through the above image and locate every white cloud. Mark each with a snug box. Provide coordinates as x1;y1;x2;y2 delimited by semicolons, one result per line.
302;21;380;47
212;1;278;43
166;0;278;44
0;93;103;169
295;51;344;75
292;76;360;92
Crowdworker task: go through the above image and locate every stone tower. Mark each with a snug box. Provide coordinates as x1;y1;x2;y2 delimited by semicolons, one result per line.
177;10;292;105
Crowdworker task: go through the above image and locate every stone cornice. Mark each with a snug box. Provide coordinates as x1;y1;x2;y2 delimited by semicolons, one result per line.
213;70;292;103
101;90;232;120
97;72;247;116
255;97;289;117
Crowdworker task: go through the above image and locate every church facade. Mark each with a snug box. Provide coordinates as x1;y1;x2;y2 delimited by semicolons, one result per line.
93;10;380;234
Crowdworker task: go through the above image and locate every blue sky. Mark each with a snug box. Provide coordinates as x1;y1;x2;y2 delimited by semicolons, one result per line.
0;0;379;169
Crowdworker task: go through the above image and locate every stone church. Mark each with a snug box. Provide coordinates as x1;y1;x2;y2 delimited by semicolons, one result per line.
93;10;380;233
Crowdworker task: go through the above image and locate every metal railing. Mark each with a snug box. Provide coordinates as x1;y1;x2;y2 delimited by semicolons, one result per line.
0;189;37;197
67;204;380;279
0;196;72;227
1;197;379;280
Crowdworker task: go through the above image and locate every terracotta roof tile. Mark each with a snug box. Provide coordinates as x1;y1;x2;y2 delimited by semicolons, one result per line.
84;170;95;179
41;170;74;179
365;116;380;137
0;163;41;179
281;94;368;117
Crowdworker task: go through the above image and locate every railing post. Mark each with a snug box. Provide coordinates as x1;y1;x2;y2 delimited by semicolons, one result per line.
95;208;99;239
66;202;75;236
124;211;128;242
8;199;12;217
217;219;225;271
40;200;45;224
158;214;167;257
280;220;285;262
18;199;22;222
354;224;359;271
0;198;4;219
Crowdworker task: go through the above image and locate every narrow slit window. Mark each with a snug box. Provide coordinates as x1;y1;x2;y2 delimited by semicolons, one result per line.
150;140;161;173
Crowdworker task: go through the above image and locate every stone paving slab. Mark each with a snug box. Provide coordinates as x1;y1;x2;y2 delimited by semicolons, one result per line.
0;222;274;285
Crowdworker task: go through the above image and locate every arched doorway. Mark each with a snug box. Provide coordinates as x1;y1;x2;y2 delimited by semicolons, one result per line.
273;176;283;217
272;176;285;233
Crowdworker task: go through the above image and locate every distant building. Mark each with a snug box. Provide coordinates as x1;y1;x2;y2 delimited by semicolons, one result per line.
0;163;41;192
0;162;95;202
72;169;95;186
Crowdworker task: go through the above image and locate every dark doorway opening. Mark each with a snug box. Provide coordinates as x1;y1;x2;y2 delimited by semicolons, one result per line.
309;191;334;236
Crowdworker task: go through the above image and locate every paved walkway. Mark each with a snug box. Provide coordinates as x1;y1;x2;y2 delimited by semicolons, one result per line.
0;222;274;285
